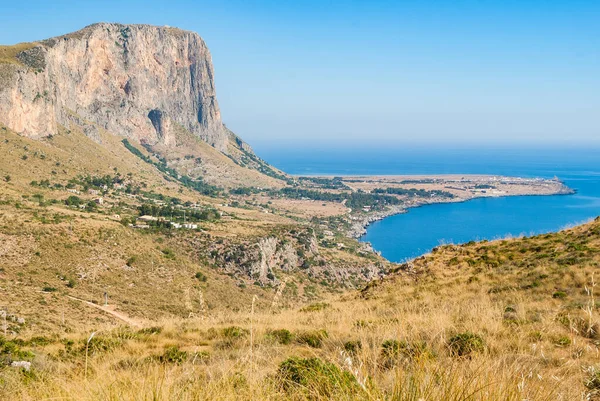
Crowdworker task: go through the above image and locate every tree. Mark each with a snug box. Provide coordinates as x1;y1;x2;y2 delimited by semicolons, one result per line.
65;195;82;206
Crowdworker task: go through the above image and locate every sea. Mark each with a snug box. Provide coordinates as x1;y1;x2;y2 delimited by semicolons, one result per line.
256;145;600;263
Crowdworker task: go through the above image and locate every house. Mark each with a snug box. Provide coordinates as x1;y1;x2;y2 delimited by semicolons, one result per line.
94;197;104;205
88;189;99;196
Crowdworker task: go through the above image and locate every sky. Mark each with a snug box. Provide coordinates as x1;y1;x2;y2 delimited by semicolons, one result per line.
1;0;599;150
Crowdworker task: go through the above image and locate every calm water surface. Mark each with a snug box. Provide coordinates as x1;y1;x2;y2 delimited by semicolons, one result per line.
258;146;600;262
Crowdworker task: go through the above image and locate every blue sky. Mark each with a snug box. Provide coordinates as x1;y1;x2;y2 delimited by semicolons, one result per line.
1;0;598;149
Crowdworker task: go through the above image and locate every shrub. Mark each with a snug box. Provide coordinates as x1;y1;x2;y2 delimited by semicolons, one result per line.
161;248;175;259
65;196;82;206
126;256;137;267
379;339;430;368
300;302;329;312
553;291;567;299
221;326;249;339
267;329;294;345
448;333;485;357
159;346;187;364
80;335;122;356
137;326;162;336
296;330;328;348
42;286;57;293
195;271;208;282
277;357;362;397
553;335;571;347
215;326;249;350
1;336;35;365
344;340;362;355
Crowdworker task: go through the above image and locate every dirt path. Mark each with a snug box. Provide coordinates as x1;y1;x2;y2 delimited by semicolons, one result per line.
66;295;141;327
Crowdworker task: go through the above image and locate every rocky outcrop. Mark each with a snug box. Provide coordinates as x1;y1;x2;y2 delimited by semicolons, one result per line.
191;228;385;287
0;23;229;151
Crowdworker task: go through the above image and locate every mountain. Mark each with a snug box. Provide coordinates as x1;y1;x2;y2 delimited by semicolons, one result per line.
0;23;284;187
2;22;595;401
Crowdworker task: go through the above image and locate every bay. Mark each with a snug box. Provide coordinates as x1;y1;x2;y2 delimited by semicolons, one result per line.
257;145;600;262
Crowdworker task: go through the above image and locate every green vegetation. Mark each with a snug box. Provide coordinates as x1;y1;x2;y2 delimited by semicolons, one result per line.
297;176;348;189
274;187;401;210
447;332;485;357
296;329;328;348
277;357;362;397
373;187;455;198
137;203;219;222
266;329;294;345
122;139;221;196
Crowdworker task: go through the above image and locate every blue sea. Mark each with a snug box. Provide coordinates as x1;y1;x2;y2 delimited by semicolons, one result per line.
257;145;600;263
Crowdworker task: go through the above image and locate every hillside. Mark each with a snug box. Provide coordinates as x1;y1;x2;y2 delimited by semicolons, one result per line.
0;22;595;401
1;217;599;399
0;23;286;188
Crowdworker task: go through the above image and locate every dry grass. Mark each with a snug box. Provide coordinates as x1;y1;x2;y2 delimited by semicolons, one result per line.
2;219;600;400
1;108;598;399
0;43;37;65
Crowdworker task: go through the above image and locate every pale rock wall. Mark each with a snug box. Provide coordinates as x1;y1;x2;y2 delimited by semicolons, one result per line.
0;23;229;151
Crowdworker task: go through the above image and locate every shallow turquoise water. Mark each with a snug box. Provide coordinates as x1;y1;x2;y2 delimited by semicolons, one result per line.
258;146;600;262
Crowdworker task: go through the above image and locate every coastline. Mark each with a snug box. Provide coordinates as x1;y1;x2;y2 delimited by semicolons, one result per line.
339;175;574;240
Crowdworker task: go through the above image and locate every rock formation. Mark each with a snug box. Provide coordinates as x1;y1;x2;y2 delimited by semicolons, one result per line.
0;23;232;152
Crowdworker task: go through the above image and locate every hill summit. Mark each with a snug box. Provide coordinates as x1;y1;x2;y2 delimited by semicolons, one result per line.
0;23;231;149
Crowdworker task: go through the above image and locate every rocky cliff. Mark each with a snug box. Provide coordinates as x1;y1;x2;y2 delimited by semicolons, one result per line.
0;23;232;152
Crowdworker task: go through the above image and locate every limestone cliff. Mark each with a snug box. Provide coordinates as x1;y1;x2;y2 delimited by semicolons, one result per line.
0;23;231;152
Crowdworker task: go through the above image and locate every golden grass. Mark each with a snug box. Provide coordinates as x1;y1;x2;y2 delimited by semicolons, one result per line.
0;42;38;65
2;219;600;400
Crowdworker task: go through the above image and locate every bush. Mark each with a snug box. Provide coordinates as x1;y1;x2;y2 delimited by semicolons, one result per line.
300;302;329;312
1;336;35;365
448;333;485;357
552;291;567;299
159;346;187;364
344;340;362;355
161;248;175;259
137;326;162;336
65;196;82;206
267;329;293;345
553;335;571;347
221;326;249;339
80;335;123;356
277;357;362;397
195;271;208;282
296;330;328;348
214;326;250;350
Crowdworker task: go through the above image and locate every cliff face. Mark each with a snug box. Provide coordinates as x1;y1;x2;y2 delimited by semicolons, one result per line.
0;23;229;151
